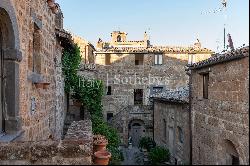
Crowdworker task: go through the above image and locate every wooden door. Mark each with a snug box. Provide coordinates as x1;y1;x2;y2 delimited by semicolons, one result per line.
131;125;143;147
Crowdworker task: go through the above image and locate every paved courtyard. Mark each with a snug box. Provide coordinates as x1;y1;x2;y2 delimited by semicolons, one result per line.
121;146;144;165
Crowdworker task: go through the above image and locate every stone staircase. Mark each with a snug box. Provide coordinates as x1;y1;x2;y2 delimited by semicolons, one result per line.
109;105;132;130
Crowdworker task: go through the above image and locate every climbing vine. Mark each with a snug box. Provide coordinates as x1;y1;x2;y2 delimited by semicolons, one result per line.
62;43;122;164
62;44;81;93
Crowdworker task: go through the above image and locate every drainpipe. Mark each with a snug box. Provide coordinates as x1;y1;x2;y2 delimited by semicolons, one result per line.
186;67;193;165
152;99;155;141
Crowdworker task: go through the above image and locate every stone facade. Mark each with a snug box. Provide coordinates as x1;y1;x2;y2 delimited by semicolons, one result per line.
153;101;189;165
72;34;95;64
0;0;66;142
189;46;249;165
152;87;190;165
0;120;93;165
93;31;213;145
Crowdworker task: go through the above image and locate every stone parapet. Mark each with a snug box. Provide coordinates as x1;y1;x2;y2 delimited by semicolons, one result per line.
0;120;93;165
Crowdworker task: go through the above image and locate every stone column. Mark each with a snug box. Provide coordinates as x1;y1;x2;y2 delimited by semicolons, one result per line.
3;48;22;133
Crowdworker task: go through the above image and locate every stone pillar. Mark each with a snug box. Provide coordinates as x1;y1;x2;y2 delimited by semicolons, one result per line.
3;48;22;133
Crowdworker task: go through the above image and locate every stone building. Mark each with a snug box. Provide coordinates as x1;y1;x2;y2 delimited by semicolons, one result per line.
151;87;190;165
93;31;213;145
72;34;95;64
0;1;93;165
0;0;67;142
188;46;249;165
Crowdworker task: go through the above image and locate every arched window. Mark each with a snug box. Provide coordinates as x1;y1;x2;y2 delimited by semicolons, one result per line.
177;126;184;143
117;35;121;42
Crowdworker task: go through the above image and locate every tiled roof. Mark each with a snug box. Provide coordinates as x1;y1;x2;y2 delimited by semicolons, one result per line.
96;46;213;54
55;28;72;39
150;86;189;104
189;46;249;69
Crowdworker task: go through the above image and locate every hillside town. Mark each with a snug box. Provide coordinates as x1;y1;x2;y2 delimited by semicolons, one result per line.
0;0;249;165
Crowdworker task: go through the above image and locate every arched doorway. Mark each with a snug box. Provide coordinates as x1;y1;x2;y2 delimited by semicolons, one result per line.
128;119;146;147
0;5;22;136
221;139;240;165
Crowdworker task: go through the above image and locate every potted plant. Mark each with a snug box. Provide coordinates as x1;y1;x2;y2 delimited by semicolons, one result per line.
148;146;170;165
93;135;108;152
138;137;156;152
94;150;111;165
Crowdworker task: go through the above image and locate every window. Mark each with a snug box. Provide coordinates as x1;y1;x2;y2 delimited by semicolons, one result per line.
203;73;209;99
107;86;111;95
32;23;42;73
154;54;163;65
163;119;167;140
135;55;144;65
188;54;194;65
107;113;113;122
134;89;143;105
117;35;122;42
105;54;111;65
153;87;163;94
177;127;184;143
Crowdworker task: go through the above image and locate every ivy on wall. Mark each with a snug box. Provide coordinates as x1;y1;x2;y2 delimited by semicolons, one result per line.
62;43;123;164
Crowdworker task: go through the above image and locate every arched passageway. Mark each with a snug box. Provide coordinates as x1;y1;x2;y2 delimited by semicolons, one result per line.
128;119;146;147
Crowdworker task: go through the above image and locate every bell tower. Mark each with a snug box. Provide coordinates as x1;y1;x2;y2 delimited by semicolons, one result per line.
111;31;127;44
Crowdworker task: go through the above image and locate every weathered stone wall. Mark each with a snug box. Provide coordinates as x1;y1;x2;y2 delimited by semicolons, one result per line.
0;0;65;141
72;34;95;64
55;39;66;139
93;52;209;145
96;53;191;112
0;120;93;165
191;56;249;165
153;100;190;165
90;44;213;147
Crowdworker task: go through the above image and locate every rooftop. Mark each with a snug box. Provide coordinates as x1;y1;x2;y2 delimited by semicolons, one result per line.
95;46;213;54
150;86;189;104
189;46;249;69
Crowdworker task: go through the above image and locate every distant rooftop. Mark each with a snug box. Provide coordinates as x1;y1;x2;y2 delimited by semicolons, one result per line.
150;86;189;104
189;46;249;69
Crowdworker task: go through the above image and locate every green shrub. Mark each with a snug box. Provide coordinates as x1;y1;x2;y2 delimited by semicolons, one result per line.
148;146;170;165
91;114;120;148
108;146;124;165
138;137;156;151
62;42;122;165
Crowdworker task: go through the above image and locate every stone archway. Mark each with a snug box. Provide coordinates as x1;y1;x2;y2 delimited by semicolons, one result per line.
128;119;146;147
0;2;22;136
220;139;240;165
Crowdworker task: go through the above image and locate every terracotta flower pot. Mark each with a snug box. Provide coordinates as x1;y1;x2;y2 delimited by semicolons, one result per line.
94;142;108;152
93;135;108;152
94;150;111;165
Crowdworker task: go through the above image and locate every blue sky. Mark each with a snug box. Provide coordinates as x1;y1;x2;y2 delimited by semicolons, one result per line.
57;0;249;52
